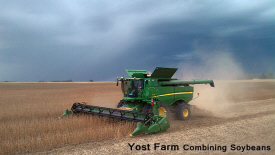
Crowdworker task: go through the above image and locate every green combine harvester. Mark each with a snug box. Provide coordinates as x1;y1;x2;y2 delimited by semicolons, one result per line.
61;67;214;136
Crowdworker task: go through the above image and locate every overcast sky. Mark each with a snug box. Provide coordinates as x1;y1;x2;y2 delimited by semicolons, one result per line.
1;0;275;81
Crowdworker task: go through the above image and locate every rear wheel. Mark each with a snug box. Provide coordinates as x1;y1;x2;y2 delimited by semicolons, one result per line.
175;103;190;120
159;101;171;120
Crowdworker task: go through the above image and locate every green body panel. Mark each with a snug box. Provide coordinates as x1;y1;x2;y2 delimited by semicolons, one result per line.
130;116;170;136
147;78;159;87
157;116;170;131
151;86;194;105
174;86;194;103
131;123;149;136
154;87;175;105
147;123;161;133
60;109;72;118
152;100;160;115
126;70;147;78
151;67;177;78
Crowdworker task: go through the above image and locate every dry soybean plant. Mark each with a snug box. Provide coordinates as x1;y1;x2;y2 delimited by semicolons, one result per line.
1;114;135;155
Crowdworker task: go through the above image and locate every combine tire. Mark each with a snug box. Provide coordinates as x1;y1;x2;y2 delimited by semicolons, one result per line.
142;104;152;114
175;103;190;120
159;101;171;120
117;100;126;108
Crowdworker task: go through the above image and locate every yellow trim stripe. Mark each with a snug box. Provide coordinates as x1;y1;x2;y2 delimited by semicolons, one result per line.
153;92;193;98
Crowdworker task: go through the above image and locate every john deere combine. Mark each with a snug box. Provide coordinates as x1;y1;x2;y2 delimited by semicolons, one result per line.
61;67;214;136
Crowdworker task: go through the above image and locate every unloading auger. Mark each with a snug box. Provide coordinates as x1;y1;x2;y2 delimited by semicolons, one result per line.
60;67;214;136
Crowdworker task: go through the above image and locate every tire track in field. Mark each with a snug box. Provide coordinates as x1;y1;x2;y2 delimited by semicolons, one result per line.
168;98;275;133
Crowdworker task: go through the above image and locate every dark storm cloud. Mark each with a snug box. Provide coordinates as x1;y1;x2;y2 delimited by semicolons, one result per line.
0;0;274;81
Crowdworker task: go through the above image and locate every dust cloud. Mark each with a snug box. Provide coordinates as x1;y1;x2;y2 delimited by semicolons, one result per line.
177;49;244;117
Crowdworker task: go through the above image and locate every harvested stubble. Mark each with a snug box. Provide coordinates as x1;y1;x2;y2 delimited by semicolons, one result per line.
0;83;135;155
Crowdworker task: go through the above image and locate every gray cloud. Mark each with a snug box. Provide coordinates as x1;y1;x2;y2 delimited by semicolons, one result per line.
0;0;274;81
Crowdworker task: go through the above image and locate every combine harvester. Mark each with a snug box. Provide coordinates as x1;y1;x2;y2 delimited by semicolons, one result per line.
61;67;214;136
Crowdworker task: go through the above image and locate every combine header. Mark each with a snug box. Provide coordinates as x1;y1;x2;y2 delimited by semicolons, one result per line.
61;67;214;136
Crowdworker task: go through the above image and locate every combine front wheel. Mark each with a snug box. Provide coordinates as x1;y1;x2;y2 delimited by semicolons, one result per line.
175;103;190;120
159;101;171;120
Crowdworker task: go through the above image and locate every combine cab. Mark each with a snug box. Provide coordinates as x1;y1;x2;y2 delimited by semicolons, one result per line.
61;67;214;136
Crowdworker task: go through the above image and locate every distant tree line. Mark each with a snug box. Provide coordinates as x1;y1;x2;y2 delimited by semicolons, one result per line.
38;79;94;82
50;79;73;82
237;72;274;80
38;79;73;82
2;79;95;82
